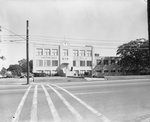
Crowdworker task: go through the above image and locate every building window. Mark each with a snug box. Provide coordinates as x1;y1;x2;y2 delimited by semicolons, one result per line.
52;49;58;56
52;70;57;76
111;70;116;72
97;60;101;65
73;61;76;66
96;70;102;73
37;70;43;73
36;48;43;55
104;70;109;73
52;60;58;66
45;70;51;75
36;60;43;66
44;49;50;56
118;70;122;73
116;60;121;65
86;50;92;57
44;60;51;67
80;61;85;66
63;49;68;56
95;54;99;57
73;50;78;56
104;60;109;65
87;61;92;66
111;60;115;64
80;50;85;56
80;70;85;75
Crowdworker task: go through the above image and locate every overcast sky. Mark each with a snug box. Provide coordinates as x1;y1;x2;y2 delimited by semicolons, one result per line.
0;0;148;68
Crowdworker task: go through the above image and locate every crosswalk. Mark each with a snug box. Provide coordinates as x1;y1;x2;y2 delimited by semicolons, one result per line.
11;84;111;122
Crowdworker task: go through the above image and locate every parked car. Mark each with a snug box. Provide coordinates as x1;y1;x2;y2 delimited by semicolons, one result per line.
33;73;47;77
20;73;34;78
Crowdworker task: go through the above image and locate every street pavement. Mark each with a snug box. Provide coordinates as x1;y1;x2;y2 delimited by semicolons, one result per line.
0;78;150;122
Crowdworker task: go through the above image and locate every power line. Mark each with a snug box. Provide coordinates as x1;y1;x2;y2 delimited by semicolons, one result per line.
0;26;26;40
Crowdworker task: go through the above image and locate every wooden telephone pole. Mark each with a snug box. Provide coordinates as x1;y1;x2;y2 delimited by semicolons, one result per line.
26;20;29;84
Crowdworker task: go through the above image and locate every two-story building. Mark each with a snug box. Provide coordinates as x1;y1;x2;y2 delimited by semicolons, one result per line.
33;42;94;76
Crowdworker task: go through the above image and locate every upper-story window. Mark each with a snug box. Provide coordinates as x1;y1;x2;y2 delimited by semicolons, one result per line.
63;49;68;56
44;49;50;56
52;49;58;56
80;50;85;56
104;60;109;65
36;48;43;56
86;50;92;57
97;60;101;65
73;50;78;56
111;60;115;64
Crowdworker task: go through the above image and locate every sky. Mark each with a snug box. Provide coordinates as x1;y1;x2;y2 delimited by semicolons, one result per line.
0;0;148;68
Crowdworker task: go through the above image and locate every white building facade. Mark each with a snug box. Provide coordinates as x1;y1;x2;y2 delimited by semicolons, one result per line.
33;42;95;76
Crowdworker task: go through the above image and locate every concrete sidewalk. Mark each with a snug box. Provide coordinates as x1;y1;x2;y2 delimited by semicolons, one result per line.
84;77;105;81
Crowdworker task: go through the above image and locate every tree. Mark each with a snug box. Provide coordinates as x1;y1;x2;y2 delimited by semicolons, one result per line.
7;64;22;76
116;38;150;75
18;59;33;73
0;67;7;76
0;56;6;60
29;60;33;73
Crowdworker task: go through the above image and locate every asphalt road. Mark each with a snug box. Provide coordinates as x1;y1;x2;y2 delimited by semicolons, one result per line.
0;78;150;122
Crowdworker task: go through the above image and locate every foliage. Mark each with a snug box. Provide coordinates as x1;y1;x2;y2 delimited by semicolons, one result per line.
0;67;7;76
116;38;150;75
0;56;6;60
7;64;22;76
18;59;33;73
7;59;33;76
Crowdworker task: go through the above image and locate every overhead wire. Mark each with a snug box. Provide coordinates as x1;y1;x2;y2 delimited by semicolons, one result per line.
0;26;148;50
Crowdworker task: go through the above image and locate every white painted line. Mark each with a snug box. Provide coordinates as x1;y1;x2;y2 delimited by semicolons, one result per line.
47;84;84;122
74;91;119;95
30;85;38;122
60;81;150;89
11;85;32;122
53;84;111;122
41;85;61;122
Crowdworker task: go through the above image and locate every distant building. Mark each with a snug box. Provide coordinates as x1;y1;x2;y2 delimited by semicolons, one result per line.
93;56;122;77
33;42;94;76
33;42;123;77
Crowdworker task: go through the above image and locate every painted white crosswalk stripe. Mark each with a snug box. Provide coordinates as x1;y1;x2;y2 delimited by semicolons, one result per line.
30;85;38;122
53;84;111;122
11;85;32;122
47;84;84;122
41;85;61;122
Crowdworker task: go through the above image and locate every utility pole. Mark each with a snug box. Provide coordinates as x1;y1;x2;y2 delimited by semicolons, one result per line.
148;1;150;74
26;20;29;84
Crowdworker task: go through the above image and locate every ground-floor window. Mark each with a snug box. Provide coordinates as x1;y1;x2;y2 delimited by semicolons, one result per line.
45;70;51;75
51;70;57;76
87;61;92;66
111;70;116;73
44;60;51;67
80;61;85;66
73;60;78;67
36;60;43;67
80;70;85;75
104;70;109;73
74;70;79;76
96;70;102;73
37;70;43;73
52;60;58;66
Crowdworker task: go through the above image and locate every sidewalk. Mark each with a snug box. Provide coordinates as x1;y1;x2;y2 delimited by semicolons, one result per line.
84;77;105;81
